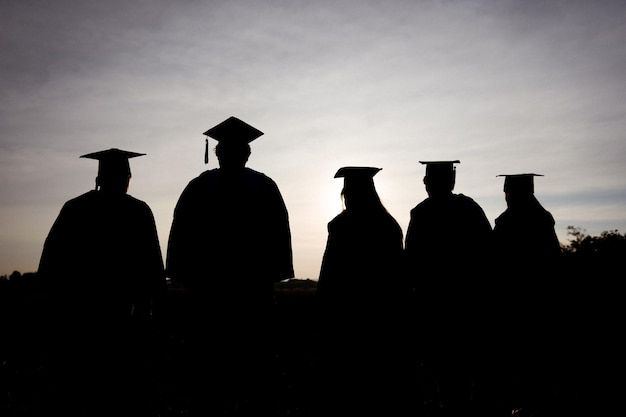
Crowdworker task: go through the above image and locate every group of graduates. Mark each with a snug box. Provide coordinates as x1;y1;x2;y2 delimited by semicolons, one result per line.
37;116;566;416
315;161;563;417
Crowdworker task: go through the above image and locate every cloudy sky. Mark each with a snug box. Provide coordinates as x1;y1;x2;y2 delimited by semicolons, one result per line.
2;0;625;279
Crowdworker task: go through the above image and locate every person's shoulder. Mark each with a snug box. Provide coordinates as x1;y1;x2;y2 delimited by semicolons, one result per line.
195;168;220;181
455;193;484;207
182;168;220;190
494;209;509;224
63;190;96;207
454;192;475;201
244;167;273;181
410;197;431;213
123;193;150;207
121;195;156;218
71;189;96;200
244;167;283;191
244;167;264;175
328;211;348;227
529;203;556;225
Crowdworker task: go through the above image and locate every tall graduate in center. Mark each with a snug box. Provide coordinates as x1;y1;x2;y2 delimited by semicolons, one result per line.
166;116;294;416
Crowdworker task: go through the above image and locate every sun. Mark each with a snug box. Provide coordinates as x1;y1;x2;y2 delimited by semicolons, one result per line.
319;182;344;221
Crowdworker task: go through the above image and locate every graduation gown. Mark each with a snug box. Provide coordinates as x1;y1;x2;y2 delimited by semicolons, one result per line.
165;167;294;414
38;189;166;318
315;207;406;416
37;189;166;415
166;167;294;298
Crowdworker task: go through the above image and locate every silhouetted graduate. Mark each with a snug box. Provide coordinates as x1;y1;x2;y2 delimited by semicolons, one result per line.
167;116;294;293
404;160;493;416
166;116;294;416
405;160;493;304
493;173;561;266
315;166;407;416
317;166;404;300
492;173;563;416
38;148;166;416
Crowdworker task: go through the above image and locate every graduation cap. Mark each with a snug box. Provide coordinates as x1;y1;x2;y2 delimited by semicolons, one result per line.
334;167;382;207
202;116;264;164
80;148;145;178
497;173;544;194
334;166;382;179
419;159;461;184
419;160;460;180
334;166;382;196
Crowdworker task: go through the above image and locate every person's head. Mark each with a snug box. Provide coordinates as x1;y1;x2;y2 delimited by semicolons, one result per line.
215;141;251;169
335;166;383;211
498;173;543;208
421;160;459;197
203;116;263;169
97;168;131;194
80;148;145;194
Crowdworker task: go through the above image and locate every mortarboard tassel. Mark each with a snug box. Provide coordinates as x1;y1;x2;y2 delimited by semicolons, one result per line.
204;137;209;164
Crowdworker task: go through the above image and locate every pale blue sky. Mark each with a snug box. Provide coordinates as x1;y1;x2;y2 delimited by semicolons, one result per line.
2;0;625;279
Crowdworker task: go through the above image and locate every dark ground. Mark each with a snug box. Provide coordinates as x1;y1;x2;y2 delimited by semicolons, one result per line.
1;283;322;417
1;278;621;416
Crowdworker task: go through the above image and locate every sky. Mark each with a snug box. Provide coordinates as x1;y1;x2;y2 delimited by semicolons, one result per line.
2;0;625;280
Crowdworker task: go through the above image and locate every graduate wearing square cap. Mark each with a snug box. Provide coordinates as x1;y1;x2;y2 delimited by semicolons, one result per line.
39;147;164;298
494;173;560;243
404;159;493;416
318;166;404;296
316;166;407;416
420;160;460;196
499;173;542;193
37;147;166;415
405;160;492;274
492;173;562;414
167;116;293;286
333;166;382;208
80;147;146;192
166;116;293;415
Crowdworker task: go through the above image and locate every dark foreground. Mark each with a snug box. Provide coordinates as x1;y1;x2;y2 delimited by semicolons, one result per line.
1;281;621;416
2;285;320;417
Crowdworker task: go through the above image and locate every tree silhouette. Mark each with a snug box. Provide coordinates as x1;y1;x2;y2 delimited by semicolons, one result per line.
555;226;625;415
562;225;626;257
